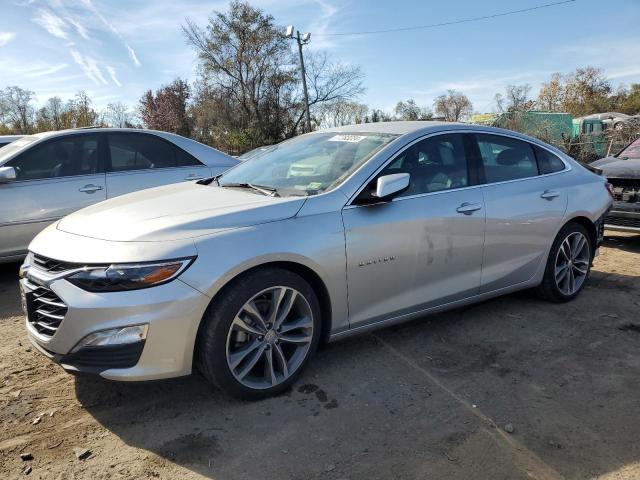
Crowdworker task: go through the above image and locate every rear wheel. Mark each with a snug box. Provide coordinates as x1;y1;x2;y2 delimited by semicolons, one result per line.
537;222;592;302
196;268;320;400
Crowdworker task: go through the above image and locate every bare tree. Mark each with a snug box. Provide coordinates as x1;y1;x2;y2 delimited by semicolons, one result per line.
504;84;532;111
537;73;564;111
105;102;132;128
318;100;368;128
370;109;392;123
0;86;35;133
301;51;364;130
183;1;293;141
72;91;100;127
393;99;432;120
183;1;364;151
433;90;473;122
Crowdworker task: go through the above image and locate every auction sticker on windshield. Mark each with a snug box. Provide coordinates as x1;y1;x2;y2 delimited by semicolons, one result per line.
328;135;367;143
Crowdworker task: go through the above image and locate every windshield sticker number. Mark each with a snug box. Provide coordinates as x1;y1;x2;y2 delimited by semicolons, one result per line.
328;135;367;143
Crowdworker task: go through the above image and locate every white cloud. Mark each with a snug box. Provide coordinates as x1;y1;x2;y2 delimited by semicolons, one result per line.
65;16;90;40
106;65;122;87
307;0;339;50
25;63;68;78
33;9;69;40
70;49;107;85
79;0;142;67
0;32;16;46
125;43;141;67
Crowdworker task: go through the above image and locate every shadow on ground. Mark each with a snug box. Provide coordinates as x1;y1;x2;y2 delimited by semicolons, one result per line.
603;232;640;254
0;261;21;317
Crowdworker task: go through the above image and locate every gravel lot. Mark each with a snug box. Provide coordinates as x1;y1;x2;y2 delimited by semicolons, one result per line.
1;233;639;480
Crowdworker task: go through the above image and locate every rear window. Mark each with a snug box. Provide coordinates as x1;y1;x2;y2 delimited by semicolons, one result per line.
475;134;538;183
618;138;640;159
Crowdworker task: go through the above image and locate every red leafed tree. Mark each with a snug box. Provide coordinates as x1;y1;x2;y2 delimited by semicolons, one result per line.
139;79;191;136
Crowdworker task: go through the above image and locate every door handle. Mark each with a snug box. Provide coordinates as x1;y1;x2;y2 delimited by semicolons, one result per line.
540;190;560;200
456;202;482;215
78;184;103;194
184;174;205;181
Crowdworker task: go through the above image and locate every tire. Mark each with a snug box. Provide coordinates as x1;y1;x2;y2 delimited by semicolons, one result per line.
196;267;321;400
537;222;593;303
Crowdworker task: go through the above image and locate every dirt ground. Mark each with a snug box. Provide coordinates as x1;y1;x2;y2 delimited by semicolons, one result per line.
1;232;639;480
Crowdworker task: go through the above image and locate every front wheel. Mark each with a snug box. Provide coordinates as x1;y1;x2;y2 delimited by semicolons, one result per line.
537;222;592;302
196;268;321;400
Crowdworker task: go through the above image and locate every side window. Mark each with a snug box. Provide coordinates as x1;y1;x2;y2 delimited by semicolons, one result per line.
175;146;203;167
476;134;538;183
534;145;566;174
8;135;99;181
380;133;469;197
107;134;176;172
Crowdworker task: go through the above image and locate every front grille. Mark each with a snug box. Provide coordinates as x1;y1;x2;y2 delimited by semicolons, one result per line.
605;215;640;229
31;253;81;273
25;282;68;337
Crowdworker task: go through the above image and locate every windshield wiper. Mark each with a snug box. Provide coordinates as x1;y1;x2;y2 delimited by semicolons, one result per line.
220;182;280;197
196;174;222;186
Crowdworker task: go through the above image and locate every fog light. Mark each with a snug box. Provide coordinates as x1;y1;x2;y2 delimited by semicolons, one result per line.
71;324;148;353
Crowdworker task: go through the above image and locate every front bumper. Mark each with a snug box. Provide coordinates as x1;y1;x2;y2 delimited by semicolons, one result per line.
22;268;211;381
604;201;640;233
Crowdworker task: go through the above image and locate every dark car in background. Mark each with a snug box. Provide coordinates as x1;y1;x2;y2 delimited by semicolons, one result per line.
592;138;640;232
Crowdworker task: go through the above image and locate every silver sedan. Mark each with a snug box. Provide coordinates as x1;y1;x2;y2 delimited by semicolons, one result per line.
21;122;612;399
0;128;238;262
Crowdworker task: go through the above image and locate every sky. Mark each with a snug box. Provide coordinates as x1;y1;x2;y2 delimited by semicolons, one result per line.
1;0;640;114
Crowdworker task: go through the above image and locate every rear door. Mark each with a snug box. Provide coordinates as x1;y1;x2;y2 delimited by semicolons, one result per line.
105;132;211;198
474;133;568;292
343;133;485;329
0;133;105;259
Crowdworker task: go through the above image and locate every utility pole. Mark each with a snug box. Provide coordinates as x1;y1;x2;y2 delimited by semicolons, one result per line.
285;26;312;133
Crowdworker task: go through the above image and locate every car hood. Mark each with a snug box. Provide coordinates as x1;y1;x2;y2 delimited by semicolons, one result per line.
57;182;307;242
592;157;640;179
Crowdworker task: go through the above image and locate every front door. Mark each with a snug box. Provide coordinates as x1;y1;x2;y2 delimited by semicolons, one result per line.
342;133;486;329
0;133;105;259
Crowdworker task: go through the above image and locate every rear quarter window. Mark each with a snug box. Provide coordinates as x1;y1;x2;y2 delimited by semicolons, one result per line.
534;146;566;174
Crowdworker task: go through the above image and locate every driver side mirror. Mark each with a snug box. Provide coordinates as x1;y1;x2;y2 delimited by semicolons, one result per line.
372;173;410;200
0;166;16;183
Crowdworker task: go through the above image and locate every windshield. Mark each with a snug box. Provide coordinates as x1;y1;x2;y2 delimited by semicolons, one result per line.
0;136;39;164
617;138;640;159
219;132;397;196
238;145;276;161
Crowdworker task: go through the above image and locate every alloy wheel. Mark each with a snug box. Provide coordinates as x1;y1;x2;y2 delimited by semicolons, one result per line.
225;286;314;390
554;231;590;296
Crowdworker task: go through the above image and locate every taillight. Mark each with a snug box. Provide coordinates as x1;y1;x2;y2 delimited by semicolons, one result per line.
605;182;615;199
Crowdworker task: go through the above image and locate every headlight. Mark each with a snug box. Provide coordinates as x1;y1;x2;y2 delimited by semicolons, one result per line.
66;257;195;292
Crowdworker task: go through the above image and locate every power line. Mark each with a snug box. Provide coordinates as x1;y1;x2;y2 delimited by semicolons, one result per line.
317;0;577;37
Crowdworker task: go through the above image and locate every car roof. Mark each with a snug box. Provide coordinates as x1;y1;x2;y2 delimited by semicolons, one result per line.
312;120;570;159
316;121;461;136
0;128;238;168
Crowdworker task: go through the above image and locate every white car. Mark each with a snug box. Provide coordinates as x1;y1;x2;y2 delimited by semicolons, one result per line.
0;128;238;262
